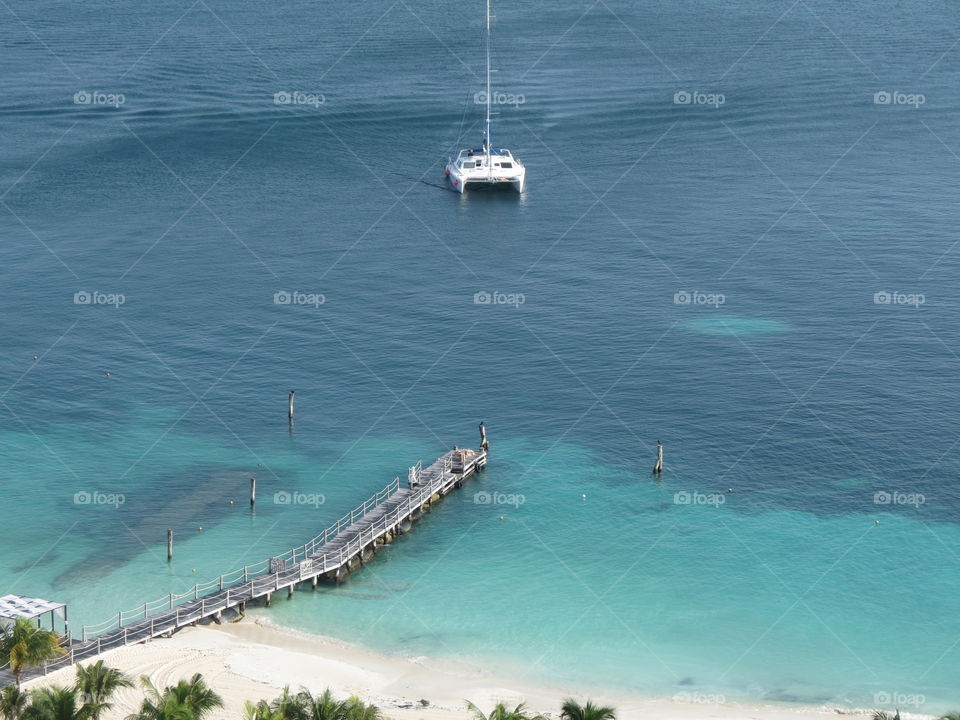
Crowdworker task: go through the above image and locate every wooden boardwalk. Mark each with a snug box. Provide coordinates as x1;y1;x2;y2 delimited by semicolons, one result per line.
11;446;487;682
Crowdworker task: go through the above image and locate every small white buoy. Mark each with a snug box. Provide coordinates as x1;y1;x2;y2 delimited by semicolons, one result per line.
727;488;733;493
581;494;587;500
197;526;203;531
105;372;111;377
499;516;504;521
192;568;197;573
229;500;235;505
32;355;38;360
875;520;880;524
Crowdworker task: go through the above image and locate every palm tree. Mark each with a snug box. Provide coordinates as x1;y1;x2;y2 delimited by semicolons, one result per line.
244;701;283;720
127;674;222;720
0;686;28;720
269;687;305;720
560;699;616;720
22;687;87;720
873;712;900;720
294;689;351;720
343;698;381;720
74;661;133;720
465;701;547;720
0;620;66;688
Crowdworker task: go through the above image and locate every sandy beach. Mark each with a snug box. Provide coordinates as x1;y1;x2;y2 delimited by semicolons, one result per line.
24;617;895;720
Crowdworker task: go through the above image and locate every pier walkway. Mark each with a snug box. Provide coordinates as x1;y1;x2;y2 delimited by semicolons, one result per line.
6;445;487;683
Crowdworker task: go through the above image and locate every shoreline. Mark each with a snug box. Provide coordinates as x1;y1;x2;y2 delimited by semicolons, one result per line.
23;616;913;720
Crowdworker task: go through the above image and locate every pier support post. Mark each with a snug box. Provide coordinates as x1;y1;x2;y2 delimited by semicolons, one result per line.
479;421;489;451
287;585;293;599
265;592;272;607
250;477;256;507
310;576;317;590
653;440;664;475
167;529;173;561
288;390;295;422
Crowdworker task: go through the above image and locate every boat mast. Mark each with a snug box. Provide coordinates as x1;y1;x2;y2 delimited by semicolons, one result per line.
485;0;492;177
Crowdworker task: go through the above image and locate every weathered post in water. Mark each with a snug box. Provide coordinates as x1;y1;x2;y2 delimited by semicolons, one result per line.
167;529;173;561
653;440;664;475
250;477;256;507
288;390;295;422
479;421;489;451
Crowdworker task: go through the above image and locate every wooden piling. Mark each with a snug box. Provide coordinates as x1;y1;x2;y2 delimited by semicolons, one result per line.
288;390;295;421
250;477;256;507
167;529;173;561
653;440;664;475
479;421;489;451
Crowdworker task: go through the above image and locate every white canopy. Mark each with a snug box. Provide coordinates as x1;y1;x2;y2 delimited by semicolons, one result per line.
0;594;66;621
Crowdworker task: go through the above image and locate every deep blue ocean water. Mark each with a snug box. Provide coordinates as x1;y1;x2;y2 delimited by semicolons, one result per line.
3;0;960;711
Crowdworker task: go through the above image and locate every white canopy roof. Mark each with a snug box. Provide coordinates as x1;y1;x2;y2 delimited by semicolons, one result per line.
0;594;66;620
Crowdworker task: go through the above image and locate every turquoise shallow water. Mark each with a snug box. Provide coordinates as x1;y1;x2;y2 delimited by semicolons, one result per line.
3;0;960;712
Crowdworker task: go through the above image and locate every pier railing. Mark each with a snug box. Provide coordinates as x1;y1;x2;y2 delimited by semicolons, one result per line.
1;448;484;687
76;475;402;641
73;451;472;642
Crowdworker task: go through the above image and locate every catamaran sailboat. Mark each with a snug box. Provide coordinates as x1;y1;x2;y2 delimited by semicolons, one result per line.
445;0;525;194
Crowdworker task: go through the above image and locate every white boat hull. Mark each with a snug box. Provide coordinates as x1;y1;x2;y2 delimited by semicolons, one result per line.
445;164;525;194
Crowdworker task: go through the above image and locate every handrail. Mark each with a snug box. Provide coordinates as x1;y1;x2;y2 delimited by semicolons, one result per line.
71;451;480;644
77;474;406;640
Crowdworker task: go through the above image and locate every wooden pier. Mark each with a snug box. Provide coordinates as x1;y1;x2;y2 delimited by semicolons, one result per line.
11;445;487;681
